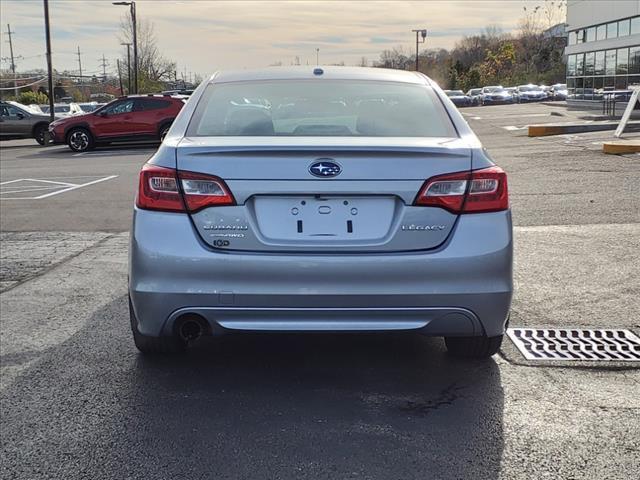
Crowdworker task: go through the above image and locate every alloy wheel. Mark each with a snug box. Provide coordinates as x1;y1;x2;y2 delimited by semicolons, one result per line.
69;131;89;151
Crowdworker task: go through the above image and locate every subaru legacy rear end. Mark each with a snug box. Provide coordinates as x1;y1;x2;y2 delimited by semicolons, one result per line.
128;67;512;357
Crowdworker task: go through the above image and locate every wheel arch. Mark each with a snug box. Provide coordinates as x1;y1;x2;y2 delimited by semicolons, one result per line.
64;122;93;141
157;118;176;136
31;121;49;137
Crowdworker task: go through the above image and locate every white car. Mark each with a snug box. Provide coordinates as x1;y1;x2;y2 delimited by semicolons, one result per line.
78;102;103;113
515;85;547;103
39;103;83;118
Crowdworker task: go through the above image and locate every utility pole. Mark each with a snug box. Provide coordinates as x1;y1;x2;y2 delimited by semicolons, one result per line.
76;46;83;84
121;43;132;93
122;43;131;92
43;0;55;122
98;54;109;82
5;24;17;97
411;29;427;71
316;48;319;65
117;59;124;95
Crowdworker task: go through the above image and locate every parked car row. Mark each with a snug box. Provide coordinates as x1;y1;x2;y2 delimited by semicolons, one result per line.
0;94;186;150
444;83;568;107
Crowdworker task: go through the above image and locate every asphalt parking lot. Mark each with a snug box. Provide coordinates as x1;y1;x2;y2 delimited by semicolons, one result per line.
1;103;639;479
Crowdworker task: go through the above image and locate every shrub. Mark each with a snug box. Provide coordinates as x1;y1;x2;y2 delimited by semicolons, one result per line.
17;90;49;105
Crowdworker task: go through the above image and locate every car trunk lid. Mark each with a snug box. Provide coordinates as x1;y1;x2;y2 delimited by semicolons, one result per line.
176;137;471;253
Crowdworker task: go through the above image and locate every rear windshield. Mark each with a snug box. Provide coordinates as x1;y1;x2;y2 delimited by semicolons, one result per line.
54;106;71;113
446;90;464;96
187;80;457;137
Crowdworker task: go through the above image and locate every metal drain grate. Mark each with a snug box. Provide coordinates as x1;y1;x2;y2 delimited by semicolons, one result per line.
506;328;640;361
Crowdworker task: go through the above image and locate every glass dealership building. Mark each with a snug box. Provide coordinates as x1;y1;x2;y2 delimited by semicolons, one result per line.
565;0;640;100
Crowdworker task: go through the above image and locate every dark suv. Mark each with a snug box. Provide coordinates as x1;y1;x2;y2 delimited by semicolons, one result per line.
49;95;185;152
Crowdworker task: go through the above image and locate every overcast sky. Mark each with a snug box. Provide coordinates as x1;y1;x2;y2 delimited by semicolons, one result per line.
0;0;544;78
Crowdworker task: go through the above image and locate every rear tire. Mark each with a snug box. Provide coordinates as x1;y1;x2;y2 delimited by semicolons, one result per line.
129;297;186;354
67;127;94;152
34;124;48;145
159;123;171;142
445;335;503;358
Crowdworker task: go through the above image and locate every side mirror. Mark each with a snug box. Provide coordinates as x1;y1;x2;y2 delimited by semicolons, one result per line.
16;112;25;119
97;111;108;117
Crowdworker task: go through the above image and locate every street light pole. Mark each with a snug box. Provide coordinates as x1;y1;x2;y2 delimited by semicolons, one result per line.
131;1;137;94
43;0;55;123
411;29;427;72
113;1;137;93
316;48;319;66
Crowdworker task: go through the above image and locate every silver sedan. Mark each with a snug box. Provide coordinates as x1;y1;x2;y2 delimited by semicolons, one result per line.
128;67;513;358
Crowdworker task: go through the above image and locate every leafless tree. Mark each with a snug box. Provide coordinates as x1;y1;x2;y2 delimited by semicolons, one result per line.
119;13;176;84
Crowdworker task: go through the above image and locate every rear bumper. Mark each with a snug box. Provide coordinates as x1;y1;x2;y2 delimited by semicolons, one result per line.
129;208;513;338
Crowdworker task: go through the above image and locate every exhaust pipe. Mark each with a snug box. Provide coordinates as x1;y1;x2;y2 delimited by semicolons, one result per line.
177;316;205;341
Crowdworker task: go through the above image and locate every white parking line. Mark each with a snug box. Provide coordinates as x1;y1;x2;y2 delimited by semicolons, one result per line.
503;126;528;131
0;178;27;186
0;175;118;200
23;178;77;187
1;185;69;194
34;175;119;199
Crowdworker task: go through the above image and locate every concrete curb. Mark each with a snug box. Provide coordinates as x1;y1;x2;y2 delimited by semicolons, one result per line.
528;121;640;137
602;141;640;154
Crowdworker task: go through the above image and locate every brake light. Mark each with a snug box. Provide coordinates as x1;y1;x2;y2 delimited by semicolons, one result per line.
136;164;234;213
415;166;508;213
178;170;235;212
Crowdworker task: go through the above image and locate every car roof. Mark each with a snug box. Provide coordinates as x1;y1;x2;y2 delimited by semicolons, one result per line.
208;66;429;85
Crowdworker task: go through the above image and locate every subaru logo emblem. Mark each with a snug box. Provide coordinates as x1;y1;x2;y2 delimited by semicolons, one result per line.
309;160;341;178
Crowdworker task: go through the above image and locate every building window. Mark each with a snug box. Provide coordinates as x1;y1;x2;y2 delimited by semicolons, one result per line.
607;22;618;39
615;76;628;89
618;19;630;37
629;75;640;87
632;17;640;35
596;24;607;41
605;50;617;75
585;52;595;75
617;48;629;74
567;54;577;76
576;53;585;76
584;77;594;99
595;51;605;75
604;76;615;88
568;31;577;45
586;27;596;42
594;77;604;90
630;46;640;74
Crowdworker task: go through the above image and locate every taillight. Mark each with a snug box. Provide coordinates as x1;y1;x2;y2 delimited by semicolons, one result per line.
415;166;508;214
136;164;234;213
178;170;235;212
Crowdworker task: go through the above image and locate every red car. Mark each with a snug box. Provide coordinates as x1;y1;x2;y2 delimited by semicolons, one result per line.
49;95;186;152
